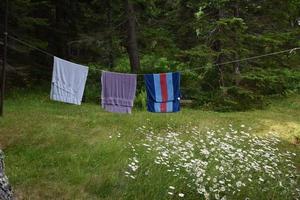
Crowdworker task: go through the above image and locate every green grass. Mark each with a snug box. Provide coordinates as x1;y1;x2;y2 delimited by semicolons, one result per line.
0;90;299;199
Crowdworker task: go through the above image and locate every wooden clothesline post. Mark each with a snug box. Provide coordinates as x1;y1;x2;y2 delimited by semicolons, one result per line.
0;0;8;117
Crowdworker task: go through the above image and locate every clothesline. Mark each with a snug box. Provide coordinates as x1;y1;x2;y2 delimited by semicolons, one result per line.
6;34;299;114
7;35;300;76
8;35;55;57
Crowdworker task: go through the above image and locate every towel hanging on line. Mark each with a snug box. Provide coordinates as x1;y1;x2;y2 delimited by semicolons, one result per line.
50;57;89;105
101;71;137;114
144;72;181;113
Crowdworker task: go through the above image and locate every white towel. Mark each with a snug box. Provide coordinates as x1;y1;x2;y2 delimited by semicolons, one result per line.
50;57;88;105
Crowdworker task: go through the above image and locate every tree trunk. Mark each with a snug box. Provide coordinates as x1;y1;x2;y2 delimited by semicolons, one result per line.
125;0;140;73
107;0;114;68
53;0;77;59
54;0;66;57
214;8;225;88
233;1;241;86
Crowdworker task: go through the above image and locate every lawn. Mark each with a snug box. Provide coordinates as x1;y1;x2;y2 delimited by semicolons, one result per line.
0;91;299;199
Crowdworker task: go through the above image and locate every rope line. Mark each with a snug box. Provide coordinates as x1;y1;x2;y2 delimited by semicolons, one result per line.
203;48;300;67
8;35;55;58
7;35;300;76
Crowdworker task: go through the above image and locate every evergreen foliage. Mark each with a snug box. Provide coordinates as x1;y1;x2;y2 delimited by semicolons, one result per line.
1;0;300;111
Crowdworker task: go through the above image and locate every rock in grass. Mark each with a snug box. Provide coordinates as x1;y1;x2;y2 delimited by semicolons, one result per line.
0;150;13;200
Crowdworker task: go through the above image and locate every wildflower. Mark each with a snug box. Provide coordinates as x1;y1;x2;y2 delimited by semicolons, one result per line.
221;196;227;200
259;177;264;182
169;186;175;190
219;166;224;172
130;175;135;179
168;192;174;195
236;181;242;188
178;193;184;197
204;192;210;199
154;160;160;164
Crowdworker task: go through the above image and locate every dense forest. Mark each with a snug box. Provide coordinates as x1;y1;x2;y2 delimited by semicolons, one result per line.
0;0;300;111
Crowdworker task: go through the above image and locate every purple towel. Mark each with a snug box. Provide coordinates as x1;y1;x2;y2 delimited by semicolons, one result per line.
101;71;137;113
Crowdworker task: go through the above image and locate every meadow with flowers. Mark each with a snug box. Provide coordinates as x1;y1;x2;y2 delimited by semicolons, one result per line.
125;124;299;199
0;93;299;199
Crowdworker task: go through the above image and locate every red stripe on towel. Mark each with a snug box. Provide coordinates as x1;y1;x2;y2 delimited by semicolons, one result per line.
160;73;168;102
160;102;167;112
